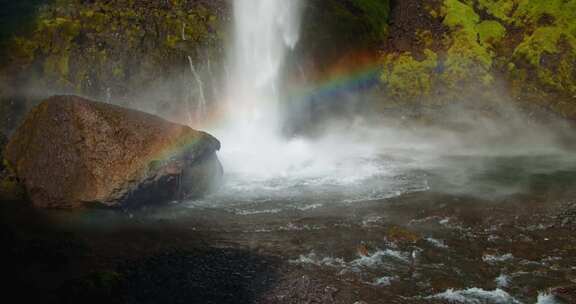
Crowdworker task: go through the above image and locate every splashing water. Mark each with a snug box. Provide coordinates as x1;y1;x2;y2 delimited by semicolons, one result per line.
203;0;410;205
213;0;359;191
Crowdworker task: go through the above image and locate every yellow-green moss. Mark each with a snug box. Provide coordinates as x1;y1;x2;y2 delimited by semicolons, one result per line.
509;0;576;100
4;0;225;100
477;0;518;22
416;30;435;49
476;20;506;45
514;27;563;65
381;49;438;102
376;0;576;116
441;0;496;87
511;0;576;63
443;0;480;29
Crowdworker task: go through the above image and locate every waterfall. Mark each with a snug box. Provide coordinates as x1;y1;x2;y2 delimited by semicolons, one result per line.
224;0;302;132
211;0;394;199
212;0;309;180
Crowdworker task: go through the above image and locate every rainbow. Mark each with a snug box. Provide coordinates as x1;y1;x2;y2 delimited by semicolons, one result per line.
286;50;382;104
197;50;384;129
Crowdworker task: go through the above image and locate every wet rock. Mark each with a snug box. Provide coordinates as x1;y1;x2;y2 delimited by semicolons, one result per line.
4;95;223;209
357;243;370;257
261;274;340;304
552;285;576;303
386;226;421;244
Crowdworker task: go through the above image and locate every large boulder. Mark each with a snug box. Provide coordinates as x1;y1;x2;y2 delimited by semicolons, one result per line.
4;95;222;209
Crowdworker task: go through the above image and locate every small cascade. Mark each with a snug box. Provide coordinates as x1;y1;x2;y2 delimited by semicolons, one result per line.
187;56;207;123
181;21;207;125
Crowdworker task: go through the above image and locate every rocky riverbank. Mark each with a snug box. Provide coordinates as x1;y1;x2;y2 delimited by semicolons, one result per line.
1;177;575;303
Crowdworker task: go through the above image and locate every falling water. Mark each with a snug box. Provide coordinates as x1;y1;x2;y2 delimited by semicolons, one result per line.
205;0;420;205
182;22;207;125
187;56;207;122
211;0;313;181
223;0;302;132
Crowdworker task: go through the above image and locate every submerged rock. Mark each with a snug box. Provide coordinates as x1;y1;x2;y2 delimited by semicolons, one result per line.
4;95;222;209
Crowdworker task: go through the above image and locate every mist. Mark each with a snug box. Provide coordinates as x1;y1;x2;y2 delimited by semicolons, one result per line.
9;0;576;205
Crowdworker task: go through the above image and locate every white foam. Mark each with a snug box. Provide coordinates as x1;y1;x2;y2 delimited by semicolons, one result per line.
536;292;561;304
351;249;409;268
372;276;396;287
232;208;282;215
427;288;521;303
296;203;323;211
426;237;448;248
495;274;510;288
290;248;410;271
483;253;514;263
278;222;324;231
290;252;346;268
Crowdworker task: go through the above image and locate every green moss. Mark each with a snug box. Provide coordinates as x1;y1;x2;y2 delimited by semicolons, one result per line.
477;0;517;22
506;0;576;104
3;0;225;103
166;34;179;49
416;30;435;49
381;49;438;102
441;0;495;87
375;0;576;116
476;20;506;44
443;0;480;29
514;27;563;65
511;0;576;60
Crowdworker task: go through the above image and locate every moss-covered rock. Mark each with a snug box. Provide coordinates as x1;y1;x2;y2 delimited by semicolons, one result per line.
0;0;227;132
376;0;576;118
381;49;438;104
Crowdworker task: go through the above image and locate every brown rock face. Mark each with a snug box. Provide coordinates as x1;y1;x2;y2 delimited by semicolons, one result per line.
4;95;222;209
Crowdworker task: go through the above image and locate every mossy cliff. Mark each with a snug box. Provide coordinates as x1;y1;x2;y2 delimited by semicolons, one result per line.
0;0;227;133
379;0;576;118
2;0;576;130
